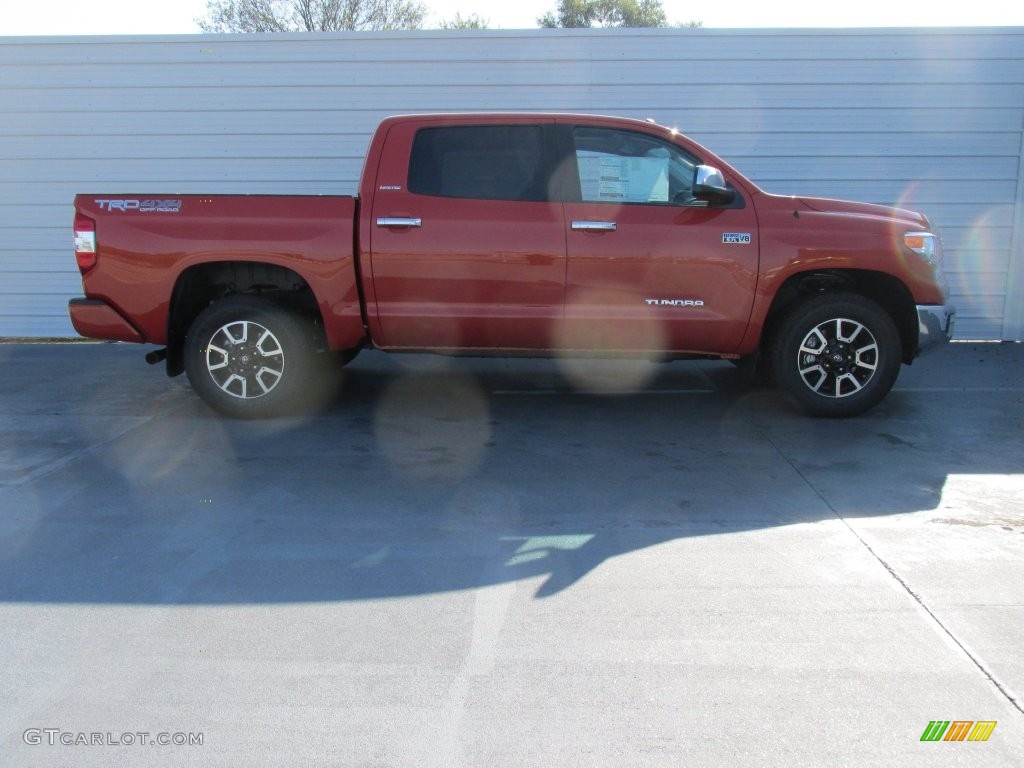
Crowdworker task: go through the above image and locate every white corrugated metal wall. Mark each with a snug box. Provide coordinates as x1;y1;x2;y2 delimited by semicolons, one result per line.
1;28;1022;339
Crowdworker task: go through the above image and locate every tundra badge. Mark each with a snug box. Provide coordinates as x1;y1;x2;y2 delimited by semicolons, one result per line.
644;299;705;307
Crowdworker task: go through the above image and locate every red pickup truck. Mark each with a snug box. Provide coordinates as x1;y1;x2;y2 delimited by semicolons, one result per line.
69;113;953;418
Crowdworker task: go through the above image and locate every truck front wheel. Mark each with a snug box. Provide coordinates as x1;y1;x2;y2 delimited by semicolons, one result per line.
184;295;321;418
771;293;902;417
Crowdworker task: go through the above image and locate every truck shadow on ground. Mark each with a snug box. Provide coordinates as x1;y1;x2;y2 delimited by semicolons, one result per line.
2;348;1022;605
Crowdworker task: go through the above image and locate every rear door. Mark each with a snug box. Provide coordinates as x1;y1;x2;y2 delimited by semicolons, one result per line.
366;119;567;350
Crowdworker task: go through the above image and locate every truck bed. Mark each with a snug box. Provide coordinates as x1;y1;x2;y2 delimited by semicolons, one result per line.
71;195;363;350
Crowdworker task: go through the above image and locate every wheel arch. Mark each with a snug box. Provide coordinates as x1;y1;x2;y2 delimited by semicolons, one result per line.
166;261;324;377
760;269;918;366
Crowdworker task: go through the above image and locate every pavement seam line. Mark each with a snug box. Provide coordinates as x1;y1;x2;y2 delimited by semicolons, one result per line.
765;434;1024;717
838;525;1024;716
1;398;192;492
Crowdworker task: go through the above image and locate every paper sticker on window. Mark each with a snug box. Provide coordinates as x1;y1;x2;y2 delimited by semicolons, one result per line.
578;153;669;203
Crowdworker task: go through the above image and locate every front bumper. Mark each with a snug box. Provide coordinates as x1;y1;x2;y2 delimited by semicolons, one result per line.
916;303;955;355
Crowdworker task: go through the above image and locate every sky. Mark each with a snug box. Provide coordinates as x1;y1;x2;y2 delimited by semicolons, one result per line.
4;0;1024;35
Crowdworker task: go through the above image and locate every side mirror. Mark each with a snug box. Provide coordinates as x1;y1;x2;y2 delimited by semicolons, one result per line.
693;165;735;205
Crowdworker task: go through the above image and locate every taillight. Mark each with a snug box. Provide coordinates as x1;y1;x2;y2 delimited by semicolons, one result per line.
74;212;97;273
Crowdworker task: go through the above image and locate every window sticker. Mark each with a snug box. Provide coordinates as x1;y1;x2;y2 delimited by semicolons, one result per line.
577;152;669;204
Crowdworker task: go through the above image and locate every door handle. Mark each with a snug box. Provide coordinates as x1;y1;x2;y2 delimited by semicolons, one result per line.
572;221;617;232
376;217;422;228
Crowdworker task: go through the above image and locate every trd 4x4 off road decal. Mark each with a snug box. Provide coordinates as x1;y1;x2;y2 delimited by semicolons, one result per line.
94;199;182;213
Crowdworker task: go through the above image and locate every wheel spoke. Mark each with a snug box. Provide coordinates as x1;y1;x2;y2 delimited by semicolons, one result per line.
255;367;282;394
854;344;878;371
799;363;827;392
223;322;248;346
218;373;246;397
836;373;864;396
798;328;829;356
256;328;279;354
836;319;862;344
206;343;229;370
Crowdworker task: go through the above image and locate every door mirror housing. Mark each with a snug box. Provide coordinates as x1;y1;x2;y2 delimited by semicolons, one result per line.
693;165;735;205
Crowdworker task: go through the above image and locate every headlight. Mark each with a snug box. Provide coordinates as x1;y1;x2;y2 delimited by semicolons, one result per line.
904;231;938;264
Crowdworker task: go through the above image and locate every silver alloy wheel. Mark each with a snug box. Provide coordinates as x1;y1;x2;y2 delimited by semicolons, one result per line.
796;317;879;398
204;320;285;399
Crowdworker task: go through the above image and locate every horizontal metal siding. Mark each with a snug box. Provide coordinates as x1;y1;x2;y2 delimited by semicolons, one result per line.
0;27;1021;340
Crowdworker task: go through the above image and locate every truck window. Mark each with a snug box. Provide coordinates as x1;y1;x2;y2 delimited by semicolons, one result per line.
571;127;698;205
408;125;548;202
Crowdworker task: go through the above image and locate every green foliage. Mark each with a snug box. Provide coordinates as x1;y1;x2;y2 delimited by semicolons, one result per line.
197;0;427;32
538;0;669;28
439;12;489;29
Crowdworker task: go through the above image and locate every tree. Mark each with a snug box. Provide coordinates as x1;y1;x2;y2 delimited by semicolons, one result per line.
538;0;667;28
197;0;427;33
439;13;489;29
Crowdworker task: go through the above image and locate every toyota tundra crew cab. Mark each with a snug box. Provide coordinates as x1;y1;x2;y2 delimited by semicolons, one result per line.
69;113;954;418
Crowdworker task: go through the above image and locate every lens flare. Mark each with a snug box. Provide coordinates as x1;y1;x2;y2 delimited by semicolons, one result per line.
374;371;491;482
554;286;667;393
951;205;1015;334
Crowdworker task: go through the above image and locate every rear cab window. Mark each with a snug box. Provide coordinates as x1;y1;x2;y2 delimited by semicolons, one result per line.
408;125;549;202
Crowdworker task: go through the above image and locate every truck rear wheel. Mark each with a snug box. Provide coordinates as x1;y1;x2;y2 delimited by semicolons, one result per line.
184;295;321;418
771;293;901;417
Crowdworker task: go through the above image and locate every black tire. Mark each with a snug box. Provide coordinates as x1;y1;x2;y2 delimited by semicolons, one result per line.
770;293;902;417
184;295;323;418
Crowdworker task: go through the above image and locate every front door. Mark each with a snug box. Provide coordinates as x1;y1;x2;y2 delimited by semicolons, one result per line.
559;124;759;356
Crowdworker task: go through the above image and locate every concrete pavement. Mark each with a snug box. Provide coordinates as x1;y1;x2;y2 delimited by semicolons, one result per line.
1;341;1022;766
